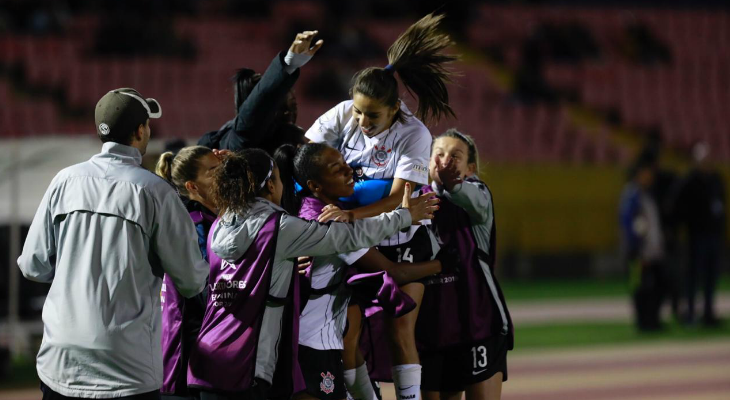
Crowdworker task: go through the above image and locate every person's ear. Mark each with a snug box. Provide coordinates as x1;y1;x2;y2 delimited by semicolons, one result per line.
306;180;320;193
132;123;145;142
391;100;401;117
467;162;477;176
266;178;276;194
185;181;197;196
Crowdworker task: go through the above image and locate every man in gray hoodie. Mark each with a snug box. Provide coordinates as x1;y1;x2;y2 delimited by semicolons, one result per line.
18;88;209;399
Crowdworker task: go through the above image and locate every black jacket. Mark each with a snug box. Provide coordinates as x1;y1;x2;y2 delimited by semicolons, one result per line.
672;169;726;236
198;52;299;151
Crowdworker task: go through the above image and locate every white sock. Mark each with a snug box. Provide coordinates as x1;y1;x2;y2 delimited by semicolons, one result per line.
391;364;421;400
344;363;378;400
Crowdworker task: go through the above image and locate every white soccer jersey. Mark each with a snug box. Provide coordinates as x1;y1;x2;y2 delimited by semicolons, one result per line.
299;249;368;351
306;100;431;185
306;100;432;246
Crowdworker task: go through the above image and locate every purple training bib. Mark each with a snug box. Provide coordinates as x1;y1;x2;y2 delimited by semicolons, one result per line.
416;184;513;351
188;212;303;394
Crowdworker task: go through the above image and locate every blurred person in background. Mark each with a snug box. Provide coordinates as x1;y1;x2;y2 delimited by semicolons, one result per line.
639;130;681;320
198;30;323;154
619;155;667;331
17;88;209;399
671;141;726;327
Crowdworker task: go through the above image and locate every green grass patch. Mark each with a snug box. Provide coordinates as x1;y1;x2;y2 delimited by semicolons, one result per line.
513;319;730;352
720;275;730;292
502;274;730;302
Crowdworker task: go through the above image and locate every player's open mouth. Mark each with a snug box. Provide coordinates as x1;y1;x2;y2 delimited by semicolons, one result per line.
361;126;374;134
347;178;354;186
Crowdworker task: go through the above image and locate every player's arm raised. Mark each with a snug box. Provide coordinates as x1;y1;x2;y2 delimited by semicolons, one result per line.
232;31;323;145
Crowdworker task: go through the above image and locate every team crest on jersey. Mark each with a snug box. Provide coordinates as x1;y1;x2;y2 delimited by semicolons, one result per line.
371;145;392;167
320;371;335;394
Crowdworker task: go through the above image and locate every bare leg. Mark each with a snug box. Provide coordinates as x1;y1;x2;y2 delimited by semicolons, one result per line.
387;282;425;400
385;282;425;365
342;304;364;370
442;391;463;400
422;390;462;400
422;390;441;400
465;372;503;400
342;304;379;400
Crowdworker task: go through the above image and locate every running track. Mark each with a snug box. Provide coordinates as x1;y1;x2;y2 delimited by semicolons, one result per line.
3;296;728;400
376;338;730;400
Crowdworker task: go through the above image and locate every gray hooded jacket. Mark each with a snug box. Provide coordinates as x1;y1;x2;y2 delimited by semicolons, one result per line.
18;142;208;398
210;198;412;384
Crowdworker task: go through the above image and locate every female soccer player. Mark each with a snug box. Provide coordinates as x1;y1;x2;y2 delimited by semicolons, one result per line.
305;13;456;400
155;146;222;400
419;130;513;400
275;143;442;400
186;149;438;400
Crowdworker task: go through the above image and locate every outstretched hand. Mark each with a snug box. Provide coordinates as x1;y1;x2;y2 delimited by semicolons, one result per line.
289;30;324;56
402;182;439;224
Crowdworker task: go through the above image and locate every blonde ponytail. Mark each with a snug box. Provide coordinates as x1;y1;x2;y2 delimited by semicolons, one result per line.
154;146;213;197
155;152;175;183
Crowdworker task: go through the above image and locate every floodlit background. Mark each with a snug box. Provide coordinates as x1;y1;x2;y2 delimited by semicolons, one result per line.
1;0;729;399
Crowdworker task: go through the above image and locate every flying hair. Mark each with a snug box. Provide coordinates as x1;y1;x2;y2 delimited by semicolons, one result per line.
351;13;457;125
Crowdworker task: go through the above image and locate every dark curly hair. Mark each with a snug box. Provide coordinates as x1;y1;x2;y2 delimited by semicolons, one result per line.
212;148;275;215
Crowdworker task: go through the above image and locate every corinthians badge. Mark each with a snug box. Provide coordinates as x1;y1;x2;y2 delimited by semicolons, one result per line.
371;145;392;167
320;371;335;394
